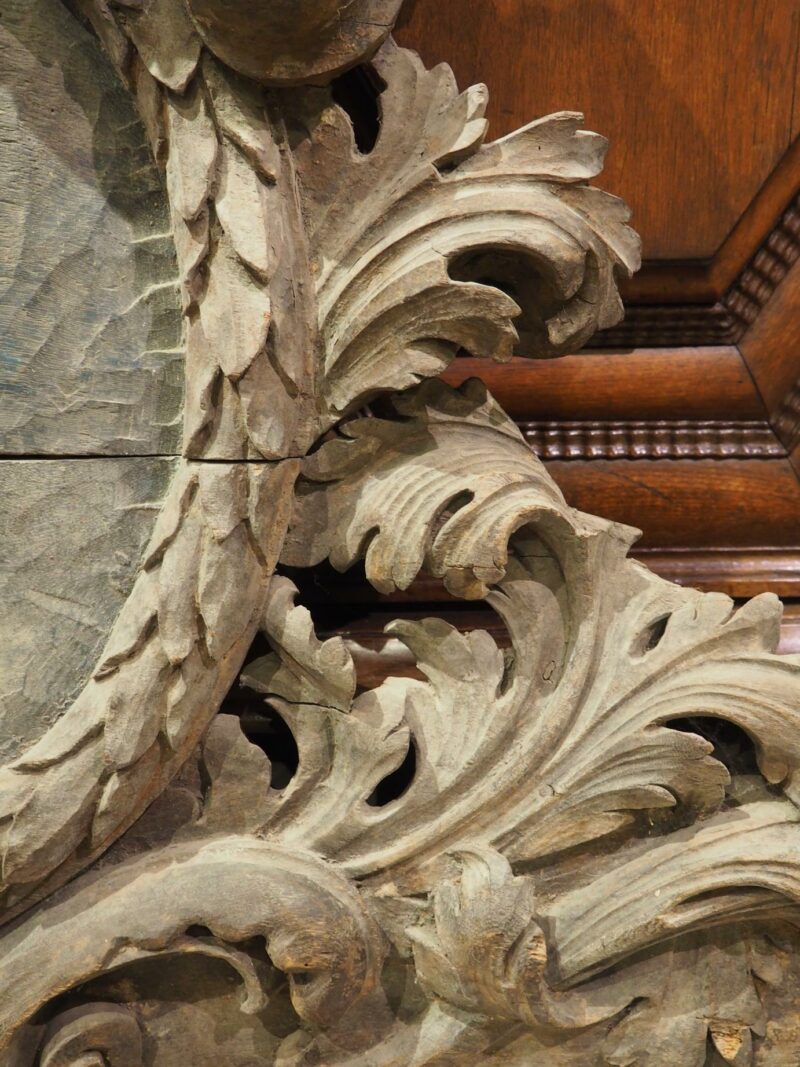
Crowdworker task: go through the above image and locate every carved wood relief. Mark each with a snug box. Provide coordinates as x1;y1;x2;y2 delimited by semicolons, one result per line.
3;2;800;1064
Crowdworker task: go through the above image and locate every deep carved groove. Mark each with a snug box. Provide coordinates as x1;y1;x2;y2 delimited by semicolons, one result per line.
666;716;760;778
367;736;417;806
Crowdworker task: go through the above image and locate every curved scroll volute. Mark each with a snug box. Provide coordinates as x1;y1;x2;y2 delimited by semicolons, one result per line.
0;836;388;1059
0;0;639;922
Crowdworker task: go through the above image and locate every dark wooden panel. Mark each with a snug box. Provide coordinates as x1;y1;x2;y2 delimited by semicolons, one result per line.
634;550;800;598
739;256;800;452
396;0;800;261
624;140;800;304
441;350;766;421
548;458;800;549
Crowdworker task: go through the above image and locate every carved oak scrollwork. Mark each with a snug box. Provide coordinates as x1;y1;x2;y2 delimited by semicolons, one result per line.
3;1;800;1064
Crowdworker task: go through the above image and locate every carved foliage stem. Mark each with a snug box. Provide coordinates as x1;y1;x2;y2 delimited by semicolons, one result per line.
0;836;387;1057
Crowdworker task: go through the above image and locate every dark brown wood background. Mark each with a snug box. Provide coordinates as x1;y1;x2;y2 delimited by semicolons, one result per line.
310;0;800;662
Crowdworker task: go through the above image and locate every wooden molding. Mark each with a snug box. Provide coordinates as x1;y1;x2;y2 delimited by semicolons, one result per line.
549;457;800;549
521;419;784;461
622;135;800;306
593;183;800;350
633;549;800;600
776;379;800;454
739;254;800;455
443;349;766;422
593;302;739;348
723;190;800;336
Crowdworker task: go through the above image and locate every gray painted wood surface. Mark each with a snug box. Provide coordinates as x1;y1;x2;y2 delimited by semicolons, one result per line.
0;458;176;762
0;1;183;760
5;3;800;1064
0;0;183;456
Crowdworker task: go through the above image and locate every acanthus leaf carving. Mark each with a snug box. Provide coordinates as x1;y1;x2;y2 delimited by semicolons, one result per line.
0;834;388;1060
406;846;629;1033
0;459;298;912
285;40;640;422
282;377;576;598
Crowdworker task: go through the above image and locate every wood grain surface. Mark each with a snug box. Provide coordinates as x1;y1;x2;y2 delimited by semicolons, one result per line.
740;257;800;439
0;0;182;456
549;457;800;549
396;0;800;262
442;350;767;421
0;457;176;764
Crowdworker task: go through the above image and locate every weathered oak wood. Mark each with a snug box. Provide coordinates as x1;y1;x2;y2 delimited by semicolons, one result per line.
0;458;175;763
0;0;182;456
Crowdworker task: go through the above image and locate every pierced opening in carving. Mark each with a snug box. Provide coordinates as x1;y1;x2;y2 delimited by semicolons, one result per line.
631;614;670;656
666;717;759;778
282;559;515;691
248;706;300;790
331;64;386;154
367;736;417;806
448;247;564;354
224;681;300;789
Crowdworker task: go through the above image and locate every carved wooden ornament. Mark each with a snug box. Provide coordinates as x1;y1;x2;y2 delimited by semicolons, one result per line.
3;2;800;1064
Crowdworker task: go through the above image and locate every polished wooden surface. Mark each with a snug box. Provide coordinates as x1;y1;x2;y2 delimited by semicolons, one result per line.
626;141;800;303
443;351;766;421
396;0;800;263
548;459;800;549
739;257;800;443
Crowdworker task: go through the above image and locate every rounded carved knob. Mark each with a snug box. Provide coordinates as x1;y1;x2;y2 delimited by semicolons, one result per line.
185;0;404;84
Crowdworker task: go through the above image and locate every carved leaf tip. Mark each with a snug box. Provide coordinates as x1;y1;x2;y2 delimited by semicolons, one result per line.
282;378;574;599
408;847;631;1034
244;575;358;712
280;39;640;423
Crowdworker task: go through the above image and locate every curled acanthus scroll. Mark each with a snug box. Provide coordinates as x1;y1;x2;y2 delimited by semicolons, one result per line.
3;1;800;1064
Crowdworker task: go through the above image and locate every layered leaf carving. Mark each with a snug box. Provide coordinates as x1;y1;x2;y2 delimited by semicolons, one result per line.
282;378;574;598
286;40;640;419
0;460;298;916
0;835;387;1059
275;384;800;887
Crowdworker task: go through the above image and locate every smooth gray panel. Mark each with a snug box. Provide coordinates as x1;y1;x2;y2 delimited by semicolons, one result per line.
0;0;183;455
0;458;176;762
